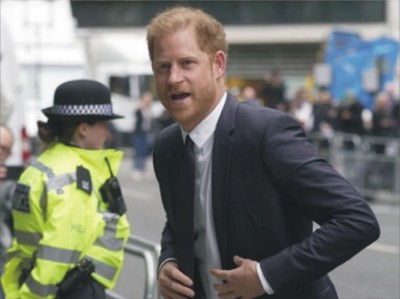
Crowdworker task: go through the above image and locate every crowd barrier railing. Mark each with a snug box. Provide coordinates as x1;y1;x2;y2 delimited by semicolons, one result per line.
106;234;161;299
308;132;400;204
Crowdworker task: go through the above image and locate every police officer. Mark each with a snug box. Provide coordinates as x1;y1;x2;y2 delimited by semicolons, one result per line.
1;79;130;299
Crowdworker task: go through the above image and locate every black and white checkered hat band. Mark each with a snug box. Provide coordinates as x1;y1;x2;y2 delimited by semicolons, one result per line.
51;104;113;116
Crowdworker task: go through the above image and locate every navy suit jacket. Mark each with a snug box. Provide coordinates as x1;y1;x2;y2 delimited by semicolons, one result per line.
153;94;380;299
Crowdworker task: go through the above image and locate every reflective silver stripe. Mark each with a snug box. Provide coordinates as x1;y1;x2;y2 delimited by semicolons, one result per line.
15;230;42;247
101;211;119;223
94;213;123;251
37;245;81;264
86;256;117;281
46;173;76;192
40;185;48;222
25;275;57;297
31;161;76;194
31;160;55;178
95;235;124;251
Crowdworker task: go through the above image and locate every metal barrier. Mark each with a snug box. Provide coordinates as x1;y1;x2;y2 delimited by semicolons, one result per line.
308;132;400;203
106;235;161;299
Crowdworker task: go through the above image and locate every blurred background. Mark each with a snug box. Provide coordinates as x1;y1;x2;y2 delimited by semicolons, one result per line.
1;1;399;299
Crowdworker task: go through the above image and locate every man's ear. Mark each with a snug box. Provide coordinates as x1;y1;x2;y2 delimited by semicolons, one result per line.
213;50;226;79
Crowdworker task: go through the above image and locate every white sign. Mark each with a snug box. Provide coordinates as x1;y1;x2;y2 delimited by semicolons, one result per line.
313;63;332;87
362;69;379;93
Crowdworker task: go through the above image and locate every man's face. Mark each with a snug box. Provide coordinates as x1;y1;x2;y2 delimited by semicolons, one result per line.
152;26;223;132
0;126;13;164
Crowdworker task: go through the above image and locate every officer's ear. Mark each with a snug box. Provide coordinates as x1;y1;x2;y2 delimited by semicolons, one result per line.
77;122;90;139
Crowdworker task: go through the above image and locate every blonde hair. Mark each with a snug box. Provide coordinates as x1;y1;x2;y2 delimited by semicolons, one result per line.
146;6;228;61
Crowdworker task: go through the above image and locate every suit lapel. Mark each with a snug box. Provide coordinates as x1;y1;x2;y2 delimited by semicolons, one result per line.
212;95;238;268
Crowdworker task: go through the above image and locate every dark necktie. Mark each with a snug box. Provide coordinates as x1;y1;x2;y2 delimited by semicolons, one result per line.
175;135;195;281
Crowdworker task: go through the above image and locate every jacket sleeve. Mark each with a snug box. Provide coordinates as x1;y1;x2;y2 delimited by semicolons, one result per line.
1;241;23;299
153;131;177;268
259;113;380;294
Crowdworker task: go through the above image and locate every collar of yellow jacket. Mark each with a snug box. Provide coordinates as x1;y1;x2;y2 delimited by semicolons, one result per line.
47;142;124;176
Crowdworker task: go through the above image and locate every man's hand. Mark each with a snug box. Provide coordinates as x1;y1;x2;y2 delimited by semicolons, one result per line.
158;261;195;299
210;256;265;299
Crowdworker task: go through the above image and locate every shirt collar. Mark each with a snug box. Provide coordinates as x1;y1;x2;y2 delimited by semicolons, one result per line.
181;92;227;148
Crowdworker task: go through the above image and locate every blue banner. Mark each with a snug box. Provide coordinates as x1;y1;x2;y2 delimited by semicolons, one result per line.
325;30;399;109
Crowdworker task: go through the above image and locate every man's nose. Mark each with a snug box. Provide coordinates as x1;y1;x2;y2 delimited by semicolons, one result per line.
168;64;183;84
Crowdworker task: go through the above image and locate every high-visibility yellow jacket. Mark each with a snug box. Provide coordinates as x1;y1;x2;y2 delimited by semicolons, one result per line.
1;143;130;299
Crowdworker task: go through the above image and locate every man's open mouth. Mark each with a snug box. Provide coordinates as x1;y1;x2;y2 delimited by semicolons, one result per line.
171;92;190;100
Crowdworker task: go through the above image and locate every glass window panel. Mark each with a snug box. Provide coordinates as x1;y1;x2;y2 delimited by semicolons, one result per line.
71;1;386;27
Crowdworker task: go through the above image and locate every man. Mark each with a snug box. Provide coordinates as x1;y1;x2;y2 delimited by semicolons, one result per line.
261;69;286;110
0;124;15;298
241;86;262;107
0;123;15;238
147;6;380;299
0;124;14;180
132;91;154;180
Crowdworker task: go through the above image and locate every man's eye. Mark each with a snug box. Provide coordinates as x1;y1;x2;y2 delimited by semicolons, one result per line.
158;64;170;71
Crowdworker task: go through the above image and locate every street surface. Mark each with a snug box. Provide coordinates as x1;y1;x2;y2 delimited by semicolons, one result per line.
114;148;400;299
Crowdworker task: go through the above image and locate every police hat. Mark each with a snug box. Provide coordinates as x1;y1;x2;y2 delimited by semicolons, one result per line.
42;79;123;122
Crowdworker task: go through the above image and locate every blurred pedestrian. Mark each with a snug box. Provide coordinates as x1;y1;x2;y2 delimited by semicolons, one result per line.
0;124;14;181
391;100;400;138
261;69;286;109
147;6;379;299
372;92;397;138
241;86;262;107
1;79;130;299
312;89;338;136
132;91;154;180
0;123;15;298
371;92;397;154
337;92;366;136
337;92;366;151
289;88;314;133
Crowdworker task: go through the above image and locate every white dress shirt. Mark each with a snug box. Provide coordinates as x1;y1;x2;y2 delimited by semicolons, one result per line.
181;93;226;298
